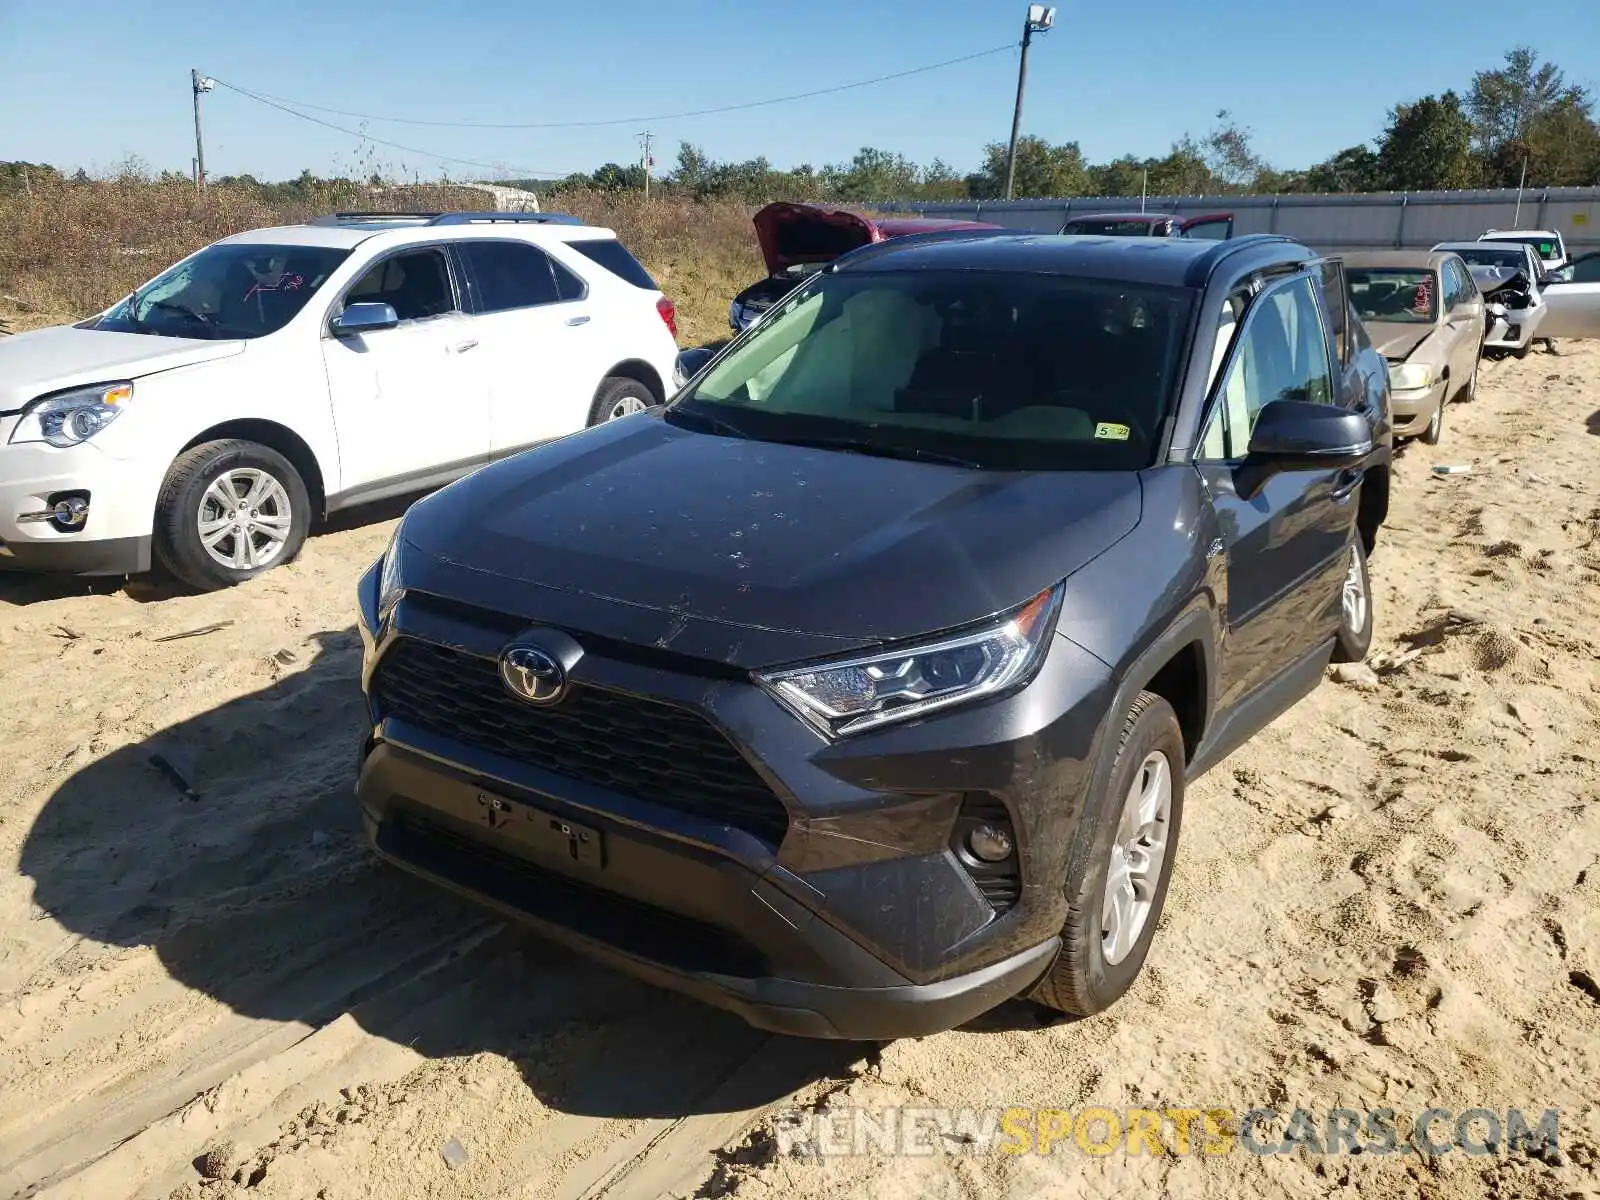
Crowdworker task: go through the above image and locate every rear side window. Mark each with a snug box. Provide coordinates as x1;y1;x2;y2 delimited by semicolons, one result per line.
458;240;559;312
567;238;658;290
551;257;586;301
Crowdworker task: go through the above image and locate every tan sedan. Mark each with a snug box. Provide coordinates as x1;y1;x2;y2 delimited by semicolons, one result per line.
1343;250;1485;444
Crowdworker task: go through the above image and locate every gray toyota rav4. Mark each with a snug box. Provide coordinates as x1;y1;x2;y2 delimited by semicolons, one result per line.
354;232;1393;1039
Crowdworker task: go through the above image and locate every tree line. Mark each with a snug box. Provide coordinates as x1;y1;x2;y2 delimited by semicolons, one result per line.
4;47;1595;203
536;47;1599;201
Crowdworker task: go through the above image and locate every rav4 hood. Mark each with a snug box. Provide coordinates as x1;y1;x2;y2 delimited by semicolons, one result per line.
752;202;880;275
399;413;1143;662
0;325;245;412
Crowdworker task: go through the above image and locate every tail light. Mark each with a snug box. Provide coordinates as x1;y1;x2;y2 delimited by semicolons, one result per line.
655;296;678;338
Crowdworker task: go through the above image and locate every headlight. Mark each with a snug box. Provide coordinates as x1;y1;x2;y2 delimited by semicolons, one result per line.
757;585;1062;738
1387;363;1434;391
728;300;743;329
9;381;132;447
376;526;404;621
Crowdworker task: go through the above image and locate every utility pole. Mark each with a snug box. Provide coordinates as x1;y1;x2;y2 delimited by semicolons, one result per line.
1513;155;1528;225
1003;5;1057;202
639;131;653;200
191;69;215;189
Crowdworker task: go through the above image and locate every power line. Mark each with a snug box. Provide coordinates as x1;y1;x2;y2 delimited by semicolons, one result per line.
209;81;579;178
207;44;1018;132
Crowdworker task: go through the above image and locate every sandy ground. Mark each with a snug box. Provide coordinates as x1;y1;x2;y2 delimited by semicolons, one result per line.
2;345;1599;1200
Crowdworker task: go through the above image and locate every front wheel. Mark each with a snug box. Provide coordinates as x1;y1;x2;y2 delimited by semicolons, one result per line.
1419;394;1444;445
587;376;658;426
154;440;311;591
1031;691;1186;1018
1330;536;1374;663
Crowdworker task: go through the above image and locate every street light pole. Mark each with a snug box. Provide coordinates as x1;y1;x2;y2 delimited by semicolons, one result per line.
1003;5;1056;202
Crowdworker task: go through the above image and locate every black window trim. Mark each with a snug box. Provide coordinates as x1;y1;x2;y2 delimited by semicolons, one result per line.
454;237;589;317
1193;268;1335;466
321;241;464;333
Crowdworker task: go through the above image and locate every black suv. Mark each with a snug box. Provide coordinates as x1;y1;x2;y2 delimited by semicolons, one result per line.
354;232;1393;1040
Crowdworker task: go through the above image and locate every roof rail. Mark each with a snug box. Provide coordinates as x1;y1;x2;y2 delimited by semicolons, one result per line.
428;211;584;226
306;210;585;228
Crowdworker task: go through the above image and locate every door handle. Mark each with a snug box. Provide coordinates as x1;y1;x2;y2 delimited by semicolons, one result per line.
1330;467;1363;500
452;338;479;353
566;315;591;327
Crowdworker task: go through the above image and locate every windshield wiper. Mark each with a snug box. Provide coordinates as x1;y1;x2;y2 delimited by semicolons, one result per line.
665;404;752;439
765;434;983;469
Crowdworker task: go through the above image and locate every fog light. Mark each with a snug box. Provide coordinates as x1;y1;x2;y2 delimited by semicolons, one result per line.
967;823;1014;863
53;496;89;529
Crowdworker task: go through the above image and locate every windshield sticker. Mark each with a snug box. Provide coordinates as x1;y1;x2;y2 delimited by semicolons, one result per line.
1412;277;1433;315
1095;422;1131;441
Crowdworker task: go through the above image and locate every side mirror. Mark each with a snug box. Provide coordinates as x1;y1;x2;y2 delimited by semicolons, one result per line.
330;302;399;337
1237;401;1372;497
673;346;717;388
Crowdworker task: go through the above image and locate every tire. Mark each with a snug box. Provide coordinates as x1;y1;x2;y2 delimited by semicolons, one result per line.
587;376;657;426
153;439;311;592
1031;691;1186;1018
1419;394;1444;445
1330;535;1374;663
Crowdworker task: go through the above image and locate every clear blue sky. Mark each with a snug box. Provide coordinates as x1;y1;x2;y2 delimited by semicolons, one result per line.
2;0;1596;182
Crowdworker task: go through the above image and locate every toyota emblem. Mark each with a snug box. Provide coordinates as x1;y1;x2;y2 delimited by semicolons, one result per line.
499;645;567;706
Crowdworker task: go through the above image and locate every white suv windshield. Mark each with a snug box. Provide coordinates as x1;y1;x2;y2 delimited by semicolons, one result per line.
671;269;1194;471
1484;234;1562;261
91;243;351;340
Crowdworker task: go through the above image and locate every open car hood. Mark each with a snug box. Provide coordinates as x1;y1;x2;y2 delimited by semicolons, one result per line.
750;203;1003;275
752;203;881;275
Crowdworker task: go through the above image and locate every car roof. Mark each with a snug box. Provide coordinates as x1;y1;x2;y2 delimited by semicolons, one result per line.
213;216;617;252
1480;229;1560;238
1434;240;1527;253
834;232;1308;289
1341;249;1456;270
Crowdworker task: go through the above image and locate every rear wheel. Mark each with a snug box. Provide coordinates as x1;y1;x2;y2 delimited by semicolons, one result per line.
1330;537;1374;663
1031;692;1186;1018
154;440;310;591
588;376;657;426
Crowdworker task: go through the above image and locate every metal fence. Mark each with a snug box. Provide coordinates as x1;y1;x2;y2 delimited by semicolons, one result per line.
880;188;1600;254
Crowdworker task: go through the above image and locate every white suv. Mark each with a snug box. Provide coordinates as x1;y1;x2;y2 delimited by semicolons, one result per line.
0;211;683;590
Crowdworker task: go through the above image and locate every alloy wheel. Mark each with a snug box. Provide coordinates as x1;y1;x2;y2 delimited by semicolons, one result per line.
1341;544;1368;635
197;468;293;571
1101;750;1174;966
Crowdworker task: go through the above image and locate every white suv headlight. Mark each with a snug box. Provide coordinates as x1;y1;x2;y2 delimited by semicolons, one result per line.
9;381;133;448
1387;363;1434;392
756;586;1063;738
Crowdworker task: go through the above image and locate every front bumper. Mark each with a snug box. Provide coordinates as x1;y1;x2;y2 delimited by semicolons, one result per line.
353;562;1115;1039
1388;381;1445;437
0;436;156;575
1484;312;1538;351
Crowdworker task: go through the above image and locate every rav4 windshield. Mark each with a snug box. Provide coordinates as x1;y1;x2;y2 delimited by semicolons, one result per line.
91;243;351;340
671;269;1195;470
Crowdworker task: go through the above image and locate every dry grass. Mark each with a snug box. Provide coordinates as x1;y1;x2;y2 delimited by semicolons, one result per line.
0;179;763;347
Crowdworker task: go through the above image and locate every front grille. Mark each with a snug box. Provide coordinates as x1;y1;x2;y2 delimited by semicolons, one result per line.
383;812;767;978
373;638;790;846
